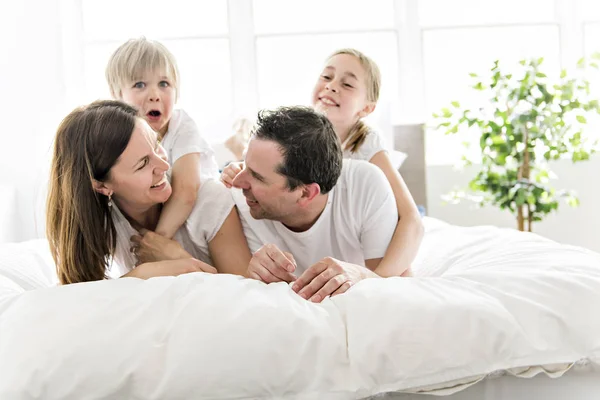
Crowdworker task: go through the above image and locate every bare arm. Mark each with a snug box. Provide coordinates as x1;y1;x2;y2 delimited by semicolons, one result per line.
368;151;424;277
207;206;252;277
155;153;202;239
121;258;217;279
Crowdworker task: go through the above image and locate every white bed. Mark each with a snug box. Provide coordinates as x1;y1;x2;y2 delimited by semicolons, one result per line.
0;217;599;399
377;361;600;399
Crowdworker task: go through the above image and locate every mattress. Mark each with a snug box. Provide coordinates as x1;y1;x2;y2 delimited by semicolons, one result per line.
376;361;600;399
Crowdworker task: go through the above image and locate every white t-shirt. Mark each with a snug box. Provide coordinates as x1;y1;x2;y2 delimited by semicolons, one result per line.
342;130;387;162
233;159;398;275
109;179;234;278
161;109;220;181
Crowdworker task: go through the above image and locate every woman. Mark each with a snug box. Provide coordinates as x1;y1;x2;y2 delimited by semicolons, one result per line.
46;100;251;284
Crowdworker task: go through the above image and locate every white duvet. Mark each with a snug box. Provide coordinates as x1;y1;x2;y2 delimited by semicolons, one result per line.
0;218;599;399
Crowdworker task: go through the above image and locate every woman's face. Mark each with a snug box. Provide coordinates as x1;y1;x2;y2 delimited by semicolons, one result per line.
105;119;172;211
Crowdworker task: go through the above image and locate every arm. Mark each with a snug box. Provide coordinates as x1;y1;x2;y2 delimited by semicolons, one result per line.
368;151;424;277
122;258;217;279
207;206;252;277
155;153;202;239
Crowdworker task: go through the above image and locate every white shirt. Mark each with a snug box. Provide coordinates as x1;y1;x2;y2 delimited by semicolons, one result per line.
109;179;234;278
233;159;398;275
343;129;408;169
342;130;387;162
161;109;220;181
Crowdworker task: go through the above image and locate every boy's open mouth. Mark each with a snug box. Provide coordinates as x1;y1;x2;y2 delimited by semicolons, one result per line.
147;110;162;118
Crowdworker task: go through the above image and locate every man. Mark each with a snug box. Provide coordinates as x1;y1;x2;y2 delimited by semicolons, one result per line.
229;106;398;302
133;106;400;303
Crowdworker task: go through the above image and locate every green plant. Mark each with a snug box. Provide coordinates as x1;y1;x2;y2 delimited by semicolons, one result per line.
433;55;600;231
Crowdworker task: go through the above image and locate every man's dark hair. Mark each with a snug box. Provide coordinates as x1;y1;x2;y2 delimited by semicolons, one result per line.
253;106;343;194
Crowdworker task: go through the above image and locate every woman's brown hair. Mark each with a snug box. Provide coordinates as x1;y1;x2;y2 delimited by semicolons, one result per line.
46;100;138;284
328;48;381;153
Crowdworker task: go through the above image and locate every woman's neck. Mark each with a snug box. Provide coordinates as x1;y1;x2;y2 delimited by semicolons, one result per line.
117;202;162;232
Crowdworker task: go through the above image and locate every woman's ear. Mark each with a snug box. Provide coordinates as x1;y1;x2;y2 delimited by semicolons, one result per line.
92;179;112;197
297;183;321;207
358;102;376;118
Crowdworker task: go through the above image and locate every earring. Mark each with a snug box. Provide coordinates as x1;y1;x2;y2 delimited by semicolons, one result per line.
108;193;113;207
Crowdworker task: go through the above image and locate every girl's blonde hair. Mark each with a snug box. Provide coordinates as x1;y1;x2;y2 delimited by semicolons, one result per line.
46;100;139;284
105;37;180;100
328;48;381;153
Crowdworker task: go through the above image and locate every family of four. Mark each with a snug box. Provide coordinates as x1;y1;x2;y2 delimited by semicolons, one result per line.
46;38;424;303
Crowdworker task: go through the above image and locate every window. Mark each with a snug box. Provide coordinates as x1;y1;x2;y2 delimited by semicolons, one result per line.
72;0;600;160
418;0;555;27
253;0;398;143
253;0;395;34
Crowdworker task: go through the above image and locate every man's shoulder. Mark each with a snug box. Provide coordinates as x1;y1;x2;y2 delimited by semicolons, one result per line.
332;159;392;213
339;159;388;188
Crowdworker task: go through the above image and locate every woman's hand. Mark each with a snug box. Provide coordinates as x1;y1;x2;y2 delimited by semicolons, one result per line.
122;258;217;279
130;229;190;264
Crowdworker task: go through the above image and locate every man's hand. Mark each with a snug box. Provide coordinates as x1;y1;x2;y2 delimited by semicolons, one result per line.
130;229;190;264
247;243;297;283
292;257;379;303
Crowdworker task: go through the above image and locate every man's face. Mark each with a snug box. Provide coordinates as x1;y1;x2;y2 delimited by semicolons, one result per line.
232;137;303;221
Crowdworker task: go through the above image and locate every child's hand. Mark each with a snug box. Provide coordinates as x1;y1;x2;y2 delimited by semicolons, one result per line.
220;161;244;188
130;229;189;264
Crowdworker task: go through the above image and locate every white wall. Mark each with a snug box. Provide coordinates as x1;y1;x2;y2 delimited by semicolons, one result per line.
0;0;67;242
426;156;600;252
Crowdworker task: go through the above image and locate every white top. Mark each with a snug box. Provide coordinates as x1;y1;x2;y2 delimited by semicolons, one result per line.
343;129;408;169
161;109;220;181
342;130;387;162
109;179;234;278
233;159;398;275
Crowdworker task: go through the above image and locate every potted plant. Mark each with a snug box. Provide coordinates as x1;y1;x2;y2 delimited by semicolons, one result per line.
432;55;600;231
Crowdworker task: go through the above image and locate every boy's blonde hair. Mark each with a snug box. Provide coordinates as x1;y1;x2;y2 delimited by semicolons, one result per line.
105;37;180;100
328;48;381;153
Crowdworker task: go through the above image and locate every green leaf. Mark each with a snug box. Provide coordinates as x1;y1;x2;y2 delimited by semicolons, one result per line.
515;190;527;206
442;107;453;118
451;101;461;108
473;82;485;90
432;113;440;118
577;57;586;68
567;196;580;207
469;72;478;78
560;69;567;79
576;115;587;124
536;72;547;78
519;60;526;66
592;52;600;60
